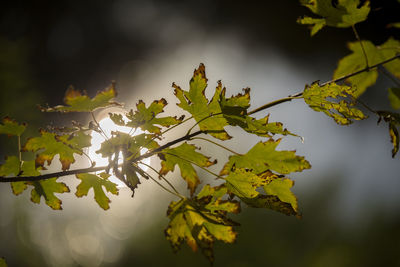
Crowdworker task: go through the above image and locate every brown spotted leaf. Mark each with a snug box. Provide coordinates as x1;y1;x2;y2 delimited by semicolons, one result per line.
0;117;26;137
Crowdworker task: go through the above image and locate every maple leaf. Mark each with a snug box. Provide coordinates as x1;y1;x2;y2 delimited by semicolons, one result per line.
241;195;298;216
159;142;216;196
30;178;70;210
75;173;119;210
298;0;370;36
124;99;182;134
23;130;91;171
334;38;400;97
11;160;40;195
174;64;231;140
389;88;400;110
303;82;367;125
221;139;311;176
219;87;296;137
165;185;239;264
225;168;268;198
42;83;121;112
0;117;26;137
264;177;298;212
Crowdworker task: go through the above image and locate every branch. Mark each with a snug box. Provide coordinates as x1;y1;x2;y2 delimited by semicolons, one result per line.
247;54;400;115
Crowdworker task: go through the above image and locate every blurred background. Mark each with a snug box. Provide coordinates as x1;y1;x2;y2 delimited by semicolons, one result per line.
1;0;400;266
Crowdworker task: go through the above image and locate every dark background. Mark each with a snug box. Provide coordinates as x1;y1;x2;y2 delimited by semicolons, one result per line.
1;1;400;266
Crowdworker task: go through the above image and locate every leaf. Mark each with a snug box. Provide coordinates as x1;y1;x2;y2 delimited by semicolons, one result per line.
221;139;311;176
165;188;239;264
0;156;20;177
225;168;268;198
219;87;297;137
298;0;370;36
23;130;91;171
264;177;298;212
377;111;400;157
30;178;70;210
241;195;298;216
174;64;231;140
42;83;121;112
303;82;367;125
0;116;26;137
12;160;41;195
159;142;216;196
333;38;400;97
333;41;380;97
75;173;119;210
388;88;400;109
125;99;182;133
387;22;400;29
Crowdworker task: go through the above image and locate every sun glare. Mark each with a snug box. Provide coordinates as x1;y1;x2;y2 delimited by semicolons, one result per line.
88;116;150;187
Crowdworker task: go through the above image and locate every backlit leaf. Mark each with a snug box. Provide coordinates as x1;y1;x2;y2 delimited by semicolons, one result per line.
225;168;268;198
241;195;298;216
303;82;367;125
30;178;70;210
388;88;400;109
75;173;119;210
174;64;231;140
298;0;370;36
0;156;20;177
125;99;182;133
23;130;91;170
0;117;26;137
165;187;239;264
42;83;121;112
221;139;311;176
379;38;400;79
12;160;41;195
159;142;215;196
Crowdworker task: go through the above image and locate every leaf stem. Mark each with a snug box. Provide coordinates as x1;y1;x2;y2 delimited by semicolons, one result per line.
164;152;224;179
186;113;222;135
138;161;182;196
17;135;22;168
189;137;241;155
351;24;369;68
91;112;109;140
247;54;400;115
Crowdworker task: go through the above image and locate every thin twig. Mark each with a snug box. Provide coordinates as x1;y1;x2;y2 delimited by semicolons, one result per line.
352;25;369;68
189;137;241;155
138;161;181;195
91;112;109;140
379;66;400;87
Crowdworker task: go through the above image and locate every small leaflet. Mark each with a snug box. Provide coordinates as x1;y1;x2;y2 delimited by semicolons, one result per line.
75;173;119;210
159;142;216;196
42;83;121;112
297;0;370;36
303;82;367;125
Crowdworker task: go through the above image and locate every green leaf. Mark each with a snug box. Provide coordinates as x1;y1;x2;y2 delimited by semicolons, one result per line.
389;122;399;158
12;160;41;195
174;64;231;140
0;116;26;137
333;41;380;97
125;99;182;133
159;142;216;196
333;38;400;97
387;22;400;29
42;83;121;112
298;0;370;35
23;130;91;171
388;88;400;109
303;82;367;125
75;173;119;210
219;87;297;137
0;156;20;177
264;177;298;212
221;139;311;176
165;191;239;264
225;168;268;198
30;178;70;210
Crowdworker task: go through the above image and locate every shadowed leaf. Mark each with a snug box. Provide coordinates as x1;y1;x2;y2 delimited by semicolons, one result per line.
298;0;370;35
264;177;298;212
388;88;400;109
